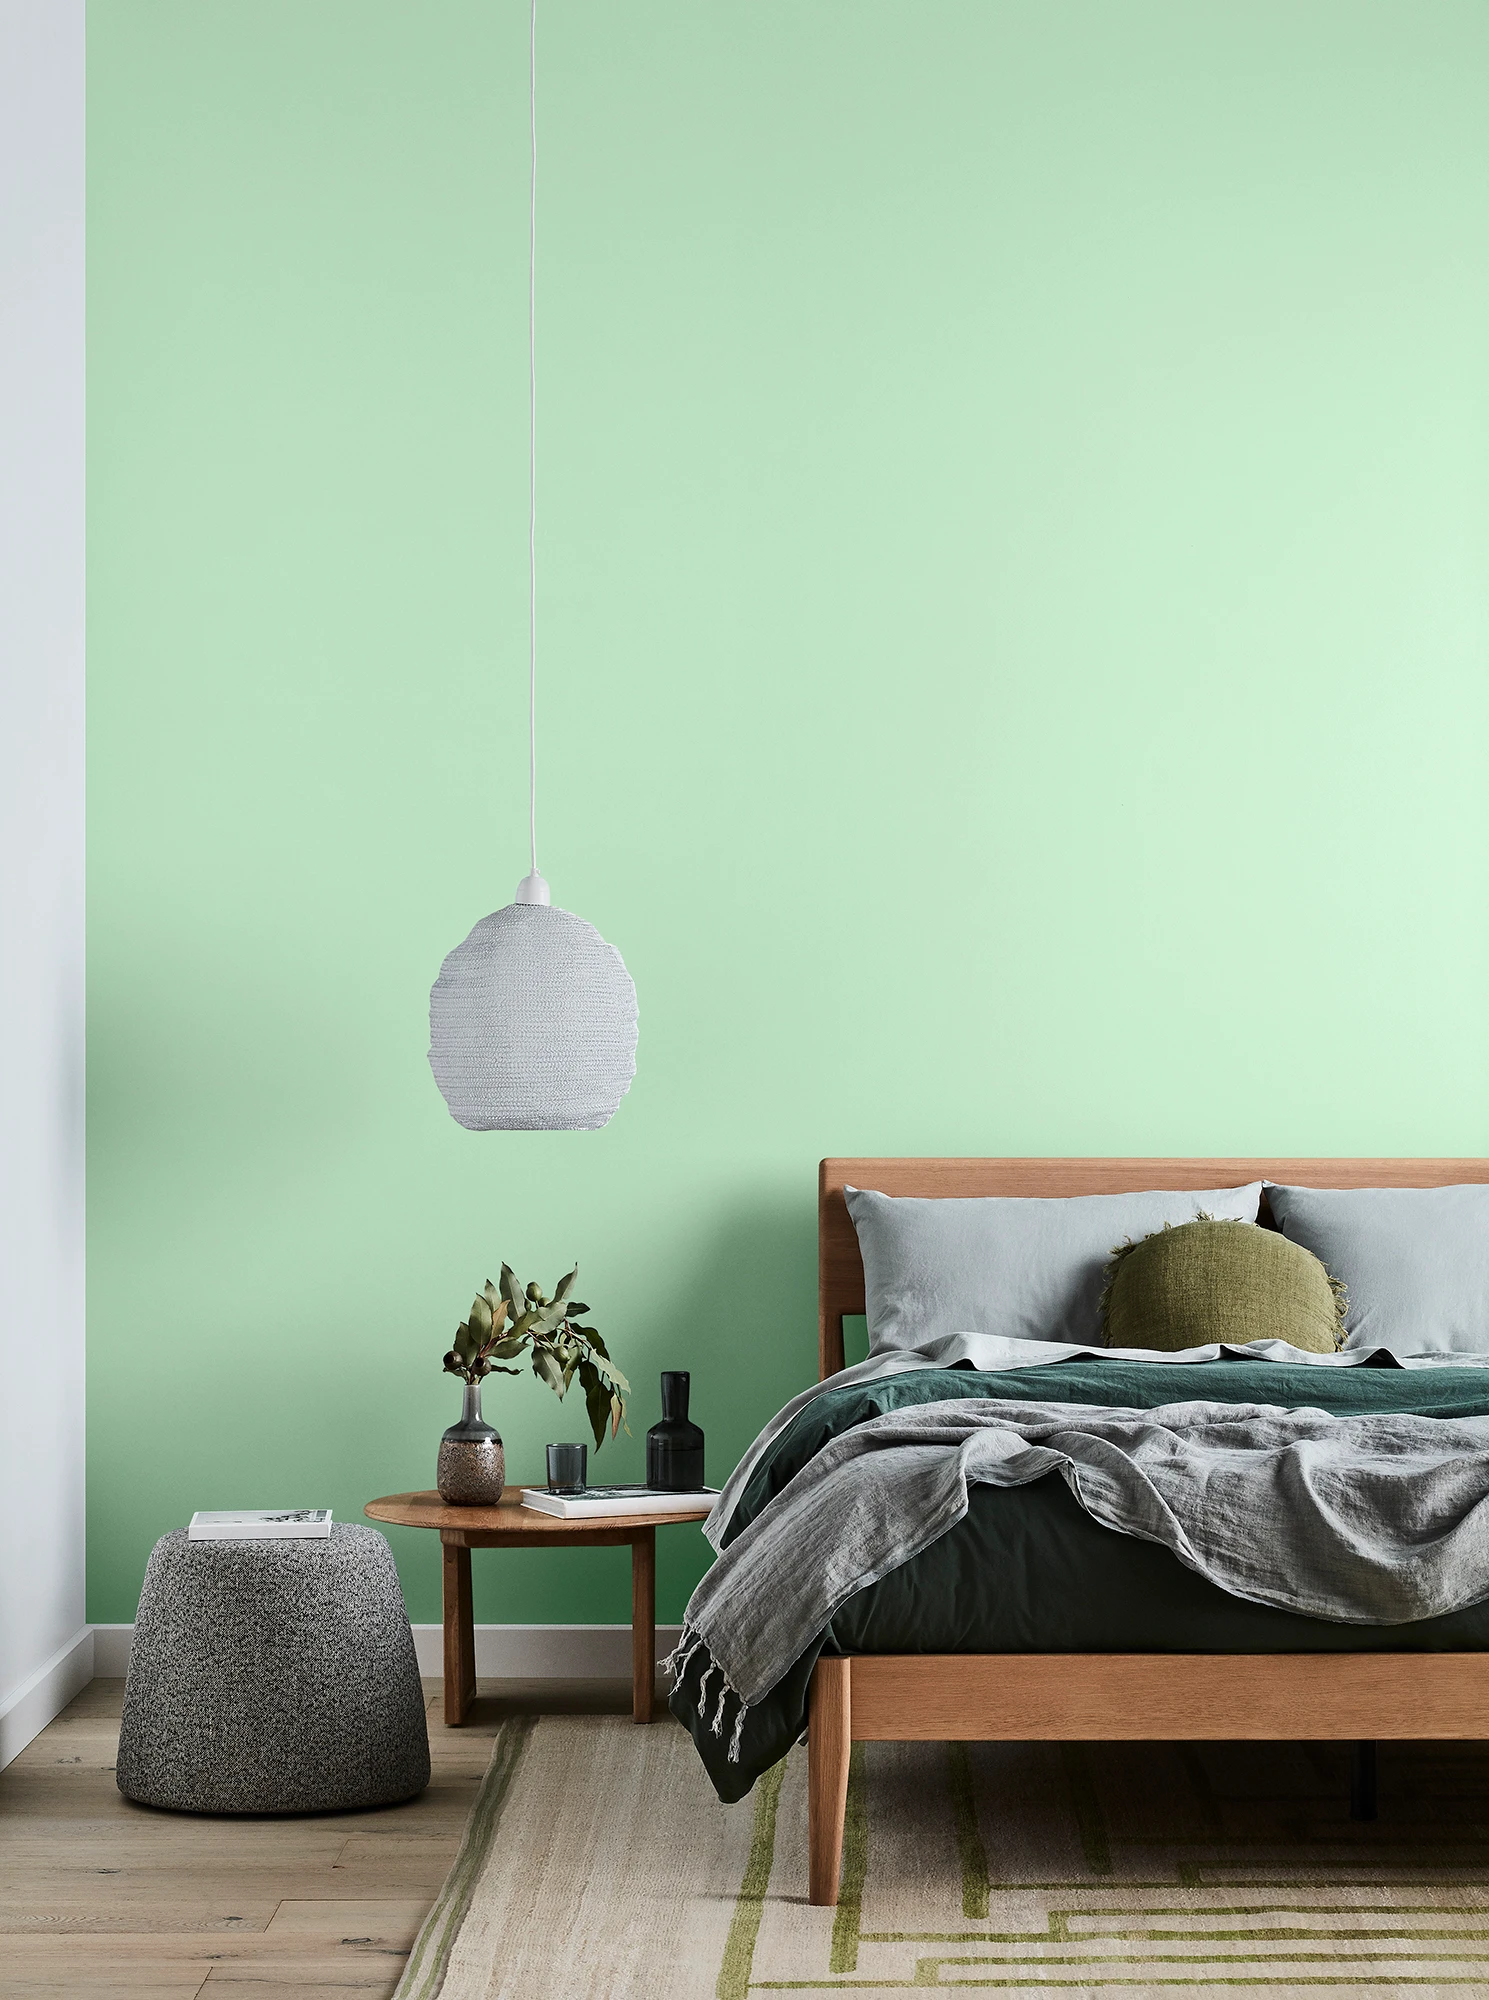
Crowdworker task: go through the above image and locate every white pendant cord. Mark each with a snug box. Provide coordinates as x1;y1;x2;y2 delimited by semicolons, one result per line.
516;0;547;906
527;0;538;882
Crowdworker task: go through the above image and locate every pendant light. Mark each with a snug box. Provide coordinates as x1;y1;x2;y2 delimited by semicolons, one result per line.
428;0;638;1133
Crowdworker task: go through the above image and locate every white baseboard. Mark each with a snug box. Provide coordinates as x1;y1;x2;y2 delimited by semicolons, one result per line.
91;1622;685;1682
91;1626;135;1676
0;1626;95;1770
410;1622;686;1679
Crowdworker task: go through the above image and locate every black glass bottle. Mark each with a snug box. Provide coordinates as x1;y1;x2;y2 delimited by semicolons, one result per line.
646;1371;705;1491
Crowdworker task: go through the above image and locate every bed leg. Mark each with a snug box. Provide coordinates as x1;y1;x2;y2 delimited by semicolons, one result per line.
1350;1741;1377;1821
808;1655;852;1907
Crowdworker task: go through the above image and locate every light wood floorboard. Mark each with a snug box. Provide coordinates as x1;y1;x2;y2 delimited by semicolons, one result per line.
0;1673;647;1998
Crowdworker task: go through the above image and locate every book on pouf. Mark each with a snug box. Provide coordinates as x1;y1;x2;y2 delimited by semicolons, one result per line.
187;1509;333;1541
519;1485;717;1520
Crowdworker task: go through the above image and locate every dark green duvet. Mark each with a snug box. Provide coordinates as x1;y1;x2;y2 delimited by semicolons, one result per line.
671;1356;1489;1801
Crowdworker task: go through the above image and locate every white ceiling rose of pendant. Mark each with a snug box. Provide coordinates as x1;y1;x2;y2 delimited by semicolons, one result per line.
426;0;638;1134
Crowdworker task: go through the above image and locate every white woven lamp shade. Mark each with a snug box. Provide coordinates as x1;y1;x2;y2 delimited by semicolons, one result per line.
429;900;638;1132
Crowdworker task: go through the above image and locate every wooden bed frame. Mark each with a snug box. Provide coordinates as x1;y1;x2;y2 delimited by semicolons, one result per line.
805;1156;1489;1905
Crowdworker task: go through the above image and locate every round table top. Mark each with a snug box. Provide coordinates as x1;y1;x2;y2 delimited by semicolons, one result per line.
363;1487;716;1535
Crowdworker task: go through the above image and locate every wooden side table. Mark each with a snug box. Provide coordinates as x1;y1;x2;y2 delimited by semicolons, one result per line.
364;1488;713;1725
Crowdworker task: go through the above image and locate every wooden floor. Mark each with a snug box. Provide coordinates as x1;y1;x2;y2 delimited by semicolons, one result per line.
0;1674;641;2000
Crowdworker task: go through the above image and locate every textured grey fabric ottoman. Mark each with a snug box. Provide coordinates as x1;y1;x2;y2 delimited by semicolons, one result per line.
116;1523;430;1814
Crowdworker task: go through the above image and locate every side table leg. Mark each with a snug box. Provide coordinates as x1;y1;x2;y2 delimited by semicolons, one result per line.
442;1539;476;1726
631;1528;656;1723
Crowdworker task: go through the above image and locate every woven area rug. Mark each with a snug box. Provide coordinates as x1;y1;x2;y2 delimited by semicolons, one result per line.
394;1714;1489;1998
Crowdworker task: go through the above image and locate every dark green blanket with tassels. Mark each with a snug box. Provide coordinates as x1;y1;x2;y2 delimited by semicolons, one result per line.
671;1358;1489;1802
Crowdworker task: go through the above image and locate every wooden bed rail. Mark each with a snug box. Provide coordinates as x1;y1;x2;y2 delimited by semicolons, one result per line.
807;1649;1489;1904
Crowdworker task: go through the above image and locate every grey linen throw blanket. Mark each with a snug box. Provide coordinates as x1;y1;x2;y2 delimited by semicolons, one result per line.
667;1396;1489;1762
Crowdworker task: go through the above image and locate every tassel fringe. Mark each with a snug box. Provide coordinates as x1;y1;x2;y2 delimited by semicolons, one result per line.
660;1618;753;1763
660;1627;705;1684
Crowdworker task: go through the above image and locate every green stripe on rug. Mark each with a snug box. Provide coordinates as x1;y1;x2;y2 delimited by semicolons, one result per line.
716;1752;789;2000
754;1978;1489;1991
391;1714;537;2000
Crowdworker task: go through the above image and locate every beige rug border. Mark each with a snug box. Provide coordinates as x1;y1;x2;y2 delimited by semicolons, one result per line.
392;1714;537;2000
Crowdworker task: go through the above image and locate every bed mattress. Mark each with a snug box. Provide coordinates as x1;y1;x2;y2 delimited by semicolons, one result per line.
676;1357;1489;1800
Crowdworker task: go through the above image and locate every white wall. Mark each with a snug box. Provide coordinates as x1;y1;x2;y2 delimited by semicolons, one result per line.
0;0;89;1767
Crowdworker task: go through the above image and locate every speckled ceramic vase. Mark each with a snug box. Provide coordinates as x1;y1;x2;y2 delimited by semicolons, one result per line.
437;1382;505;1504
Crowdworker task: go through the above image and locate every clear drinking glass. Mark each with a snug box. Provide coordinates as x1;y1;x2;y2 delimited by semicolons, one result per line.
546;1442;587;1493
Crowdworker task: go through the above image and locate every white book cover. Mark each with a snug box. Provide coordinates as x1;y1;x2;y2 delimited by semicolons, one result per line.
519;1485;717;1521
188;1509;333;1541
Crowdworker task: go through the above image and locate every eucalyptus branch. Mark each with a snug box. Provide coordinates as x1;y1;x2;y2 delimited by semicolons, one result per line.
440;1263;628;1451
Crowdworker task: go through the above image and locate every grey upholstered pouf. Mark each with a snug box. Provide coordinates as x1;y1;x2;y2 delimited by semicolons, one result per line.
116;1523;430;1815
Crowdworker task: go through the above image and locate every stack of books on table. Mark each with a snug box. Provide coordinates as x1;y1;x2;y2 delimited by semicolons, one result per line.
519;1485;718;1520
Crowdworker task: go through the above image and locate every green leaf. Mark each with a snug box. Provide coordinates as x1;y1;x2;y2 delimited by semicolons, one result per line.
601;1360;631;1396
532;1344;566;1396
568;1302;590;1317
582;1366;611;1450
578;1327;608;1358
453;1321;479;1366
490;1336;526;1360
488;1363;520;1376
468;1294;493;1340
553;1266;578;1307
500;1264;525;1317
576;1359;617;1452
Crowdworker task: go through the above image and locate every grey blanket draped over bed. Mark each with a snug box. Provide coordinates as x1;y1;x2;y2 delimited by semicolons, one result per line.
669;1396;1489;1758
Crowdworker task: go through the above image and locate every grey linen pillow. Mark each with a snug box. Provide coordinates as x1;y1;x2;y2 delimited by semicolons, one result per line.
845;1183;1264;1354
1265;1183;1489;1356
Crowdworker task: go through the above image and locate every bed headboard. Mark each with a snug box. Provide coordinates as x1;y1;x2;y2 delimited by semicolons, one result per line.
817;1157;1489;1380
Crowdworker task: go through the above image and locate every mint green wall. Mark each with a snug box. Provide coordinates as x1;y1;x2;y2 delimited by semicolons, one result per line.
88;1;1489;1626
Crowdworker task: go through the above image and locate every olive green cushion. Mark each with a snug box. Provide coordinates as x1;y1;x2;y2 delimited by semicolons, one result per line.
1101;1218;1345;1354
